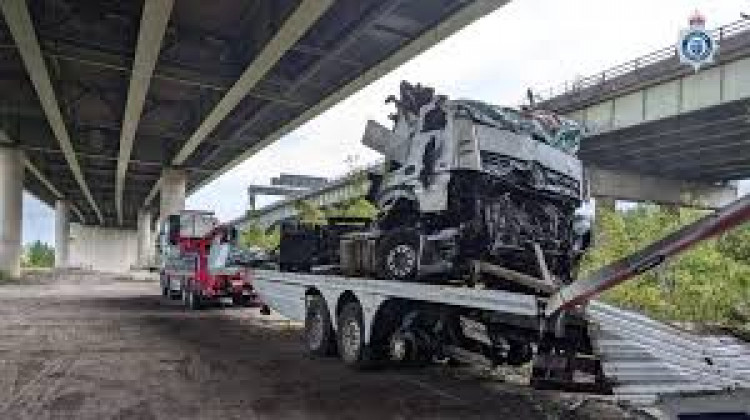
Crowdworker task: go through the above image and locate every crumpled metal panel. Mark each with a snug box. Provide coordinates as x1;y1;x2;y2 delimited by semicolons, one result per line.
587;301;750;406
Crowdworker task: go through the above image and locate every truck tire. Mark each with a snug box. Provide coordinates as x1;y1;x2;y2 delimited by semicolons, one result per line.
160;274;169;297
305;295;336;356
183;282;202;310
232;294;248;307
377;229;420;281
337;301;371;368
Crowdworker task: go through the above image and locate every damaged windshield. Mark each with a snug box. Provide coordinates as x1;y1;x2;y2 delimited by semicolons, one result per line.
454;100;583;155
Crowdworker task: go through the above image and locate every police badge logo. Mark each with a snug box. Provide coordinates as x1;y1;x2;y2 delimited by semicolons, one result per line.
677;11;718;72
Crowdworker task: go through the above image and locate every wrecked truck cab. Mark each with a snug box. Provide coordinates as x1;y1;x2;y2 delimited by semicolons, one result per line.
361;81;592;285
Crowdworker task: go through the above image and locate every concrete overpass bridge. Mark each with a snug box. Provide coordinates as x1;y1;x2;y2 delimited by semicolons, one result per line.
538;18;750;205
241;18;750;230
0;0;510;275
235;167;373;230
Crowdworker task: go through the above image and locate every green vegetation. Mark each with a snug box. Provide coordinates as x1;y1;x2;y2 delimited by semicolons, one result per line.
240;224;280;251
241;197;377;250
0;269;10;283
583;204;750;326
23;241;55;268
293;196;377;225
323;197;378;220
294;199;326;225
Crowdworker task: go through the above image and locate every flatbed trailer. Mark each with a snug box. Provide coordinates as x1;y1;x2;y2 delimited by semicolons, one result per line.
255;194;750;418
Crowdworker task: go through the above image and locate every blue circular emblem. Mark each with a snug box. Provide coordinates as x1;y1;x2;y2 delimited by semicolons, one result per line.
681;30;714;62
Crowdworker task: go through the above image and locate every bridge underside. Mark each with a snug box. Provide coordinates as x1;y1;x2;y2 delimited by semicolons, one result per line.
0;0;505;228
580;98;750;182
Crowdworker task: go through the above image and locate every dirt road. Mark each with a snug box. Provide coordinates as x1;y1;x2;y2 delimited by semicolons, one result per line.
0;270;643;419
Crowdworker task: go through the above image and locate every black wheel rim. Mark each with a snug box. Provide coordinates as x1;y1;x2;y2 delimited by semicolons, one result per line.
387;244;417;278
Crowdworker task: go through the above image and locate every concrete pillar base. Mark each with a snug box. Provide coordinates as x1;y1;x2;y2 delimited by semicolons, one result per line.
137;209;153;268
55;200;70;268
588;166;737;209
0;146;23;278
159;168;186;226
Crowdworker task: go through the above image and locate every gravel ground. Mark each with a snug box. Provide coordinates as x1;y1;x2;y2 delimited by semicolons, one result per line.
0;270;647;420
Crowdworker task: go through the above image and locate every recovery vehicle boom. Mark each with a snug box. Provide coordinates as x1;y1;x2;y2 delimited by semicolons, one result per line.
546;193;750;317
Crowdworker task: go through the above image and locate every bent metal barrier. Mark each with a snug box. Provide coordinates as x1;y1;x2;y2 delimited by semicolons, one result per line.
587;301;750;406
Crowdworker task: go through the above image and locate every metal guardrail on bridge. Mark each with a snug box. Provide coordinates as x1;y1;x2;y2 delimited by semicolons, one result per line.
535;18;750;103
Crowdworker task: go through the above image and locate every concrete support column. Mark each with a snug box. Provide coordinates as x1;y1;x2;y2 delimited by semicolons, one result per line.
54;200;70;268
587;166;738;209
0;147;23;278
159;168;186;223
137;209;152;267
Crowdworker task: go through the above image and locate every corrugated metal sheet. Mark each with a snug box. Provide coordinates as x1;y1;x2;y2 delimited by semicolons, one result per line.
587;301;750;406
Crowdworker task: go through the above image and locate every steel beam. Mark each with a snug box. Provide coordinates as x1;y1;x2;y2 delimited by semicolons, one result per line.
23;156;85;223
0;40;307;107
170;0;334;166
115;0;174;225
190;0;511;194
142;0;334;206
1;0;104;224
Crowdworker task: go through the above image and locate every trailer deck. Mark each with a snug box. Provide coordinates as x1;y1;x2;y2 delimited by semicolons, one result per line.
254;269;750;416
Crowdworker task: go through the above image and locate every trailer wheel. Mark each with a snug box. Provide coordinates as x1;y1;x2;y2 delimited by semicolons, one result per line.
305;295;336;356
377;229;420;281
337;301;370;368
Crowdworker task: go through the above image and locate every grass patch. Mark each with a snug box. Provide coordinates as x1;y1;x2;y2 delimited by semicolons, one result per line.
0;269;12;283
0;269;22;284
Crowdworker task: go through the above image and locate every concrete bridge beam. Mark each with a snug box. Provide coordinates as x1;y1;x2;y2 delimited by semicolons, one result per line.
587;166;737;209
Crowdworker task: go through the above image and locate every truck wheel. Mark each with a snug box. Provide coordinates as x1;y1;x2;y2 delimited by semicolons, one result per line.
305;295;336;356
337;301;370;368
377;230;420;281
232;294;248;307
184;283;202;310
160;275;169;297
187;289;203;310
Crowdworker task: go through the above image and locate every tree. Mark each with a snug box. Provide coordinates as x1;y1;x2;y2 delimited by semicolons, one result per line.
325;197;377;219
718;223;750;265
294;199;326;225
581;204;750;324
25;241;55;268
240;224;280;251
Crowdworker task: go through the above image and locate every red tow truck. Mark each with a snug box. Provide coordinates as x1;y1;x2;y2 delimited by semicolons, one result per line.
158;210;259;309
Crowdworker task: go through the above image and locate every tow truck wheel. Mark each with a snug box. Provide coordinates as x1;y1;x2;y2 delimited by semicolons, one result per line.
305;295;336;356
232;294;248;307
337;301;370;368
377;229;420;281
184;282;202;310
